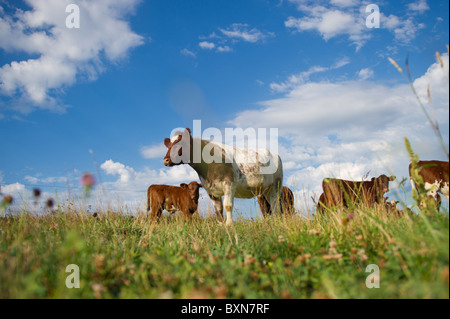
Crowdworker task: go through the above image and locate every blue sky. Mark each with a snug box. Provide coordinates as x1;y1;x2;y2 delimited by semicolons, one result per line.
0;0;449;216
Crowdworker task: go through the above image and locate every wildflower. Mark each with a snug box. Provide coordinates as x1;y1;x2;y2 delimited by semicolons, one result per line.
1;195;13;211
329;241;337;248
356;235;363;241
46;198;55;209
347;214;354;220
278;235;285;243
3;195;13;204
80;172;96;197
33;188;41;198
296;255;305;263
244;254;256;266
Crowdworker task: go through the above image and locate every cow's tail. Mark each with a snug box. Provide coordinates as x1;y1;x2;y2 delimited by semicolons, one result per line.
146;186;152;213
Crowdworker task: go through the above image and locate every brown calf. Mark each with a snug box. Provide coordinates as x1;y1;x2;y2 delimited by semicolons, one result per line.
321;174;395;211
409;160;449;209
257;186;295;216
147;181;203;221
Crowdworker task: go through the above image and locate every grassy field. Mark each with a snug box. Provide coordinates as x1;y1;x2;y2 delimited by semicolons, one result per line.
0;202;448;299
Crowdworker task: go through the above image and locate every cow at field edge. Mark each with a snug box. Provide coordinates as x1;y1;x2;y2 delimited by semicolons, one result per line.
321;174;395;210
257;186;295;216
163;128;284;226
147;181;203;221
315;193;326;214
409;160;449;209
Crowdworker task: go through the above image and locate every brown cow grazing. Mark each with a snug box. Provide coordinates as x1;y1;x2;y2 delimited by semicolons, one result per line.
257;186;295;216
147;181;203;221
409;160;449;209
321;174;395;211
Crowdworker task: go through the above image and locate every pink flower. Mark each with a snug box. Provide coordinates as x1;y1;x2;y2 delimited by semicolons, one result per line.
80;173;96;197
80;173;96;187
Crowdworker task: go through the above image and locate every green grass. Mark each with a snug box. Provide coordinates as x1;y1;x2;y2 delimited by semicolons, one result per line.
0;204;448;299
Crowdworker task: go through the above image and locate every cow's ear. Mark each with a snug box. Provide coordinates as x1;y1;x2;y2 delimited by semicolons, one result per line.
198;183;203;188
185;128;192;136
164;138;171;148
180;183;188;189
389;176;395;181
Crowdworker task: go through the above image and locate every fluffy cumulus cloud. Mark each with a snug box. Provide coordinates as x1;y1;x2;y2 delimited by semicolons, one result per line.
100;159;199;192
285;0;428;49
0;0;144;113
230;53;449;206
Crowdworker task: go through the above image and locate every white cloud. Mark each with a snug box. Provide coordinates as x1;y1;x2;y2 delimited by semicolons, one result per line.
0;0;144;113
100;159;199;191
408;0;429;14
1;182;25;195
285;0;427;49
285;6;369;50
382;14;425;43
217;45;232;53
181;48;196;58
199;41;216;50
358;67;374;80
270;57;349;92
140;143;167;159
219;23;273;43
330;0;359;8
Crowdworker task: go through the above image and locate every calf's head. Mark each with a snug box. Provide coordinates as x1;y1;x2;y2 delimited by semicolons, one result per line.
180;181;203;202
163;128;192;167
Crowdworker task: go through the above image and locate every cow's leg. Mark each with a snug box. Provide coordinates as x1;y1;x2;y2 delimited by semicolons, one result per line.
223;183;235;226
208;194;224;222
440;181;449;199
150;202;163;222
266;182;283;216
257;195;271;217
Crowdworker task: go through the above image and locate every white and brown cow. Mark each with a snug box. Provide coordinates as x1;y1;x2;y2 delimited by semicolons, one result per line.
409;160;449;208
163;128;284;226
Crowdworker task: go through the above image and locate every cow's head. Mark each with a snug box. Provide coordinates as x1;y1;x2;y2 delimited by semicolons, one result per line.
163;128;192;167
180;181;203;202
372;174;395;194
